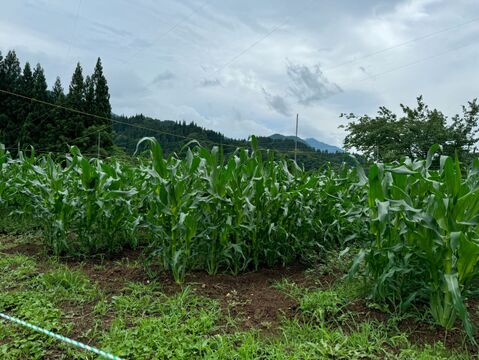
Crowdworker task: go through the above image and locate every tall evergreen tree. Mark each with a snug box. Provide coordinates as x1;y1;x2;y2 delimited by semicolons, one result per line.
91;58;111;117
18;62;35;147
0;51;4;84
91;57;112;151
20;62;34;95
48;77;66;152
0;51;21;147
1;51;21;89
66;63;86;141
52;77;65;102
0;51;5;145
84;75;95;128
32;64;48;100
0;51;113;155
28;64;50;149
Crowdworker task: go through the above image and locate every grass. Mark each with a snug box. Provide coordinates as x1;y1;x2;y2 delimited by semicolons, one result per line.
0;233;474;359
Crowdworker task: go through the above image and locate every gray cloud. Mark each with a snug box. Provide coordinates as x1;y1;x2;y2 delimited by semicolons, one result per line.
200;78;221;87
287;62;342;105
262;88;292;117
151;70;175;85
3;0;479;145
90;21;132;39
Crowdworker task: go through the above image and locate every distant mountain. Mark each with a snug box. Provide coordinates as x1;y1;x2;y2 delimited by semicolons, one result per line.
268;134;344;153
112;116;356;170
269;134;306;144
304;138;344;153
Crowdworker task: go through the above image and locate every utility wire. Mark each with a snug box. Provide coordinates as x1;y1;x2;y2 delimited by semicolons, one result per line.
0;89;330;157
281;16;479;101
324;16;479;73
126;1;208;64
210;0;317;75
289;36;477;107
17;3;88;136
66;0;84;60
356;40;476;81
4;35;474;158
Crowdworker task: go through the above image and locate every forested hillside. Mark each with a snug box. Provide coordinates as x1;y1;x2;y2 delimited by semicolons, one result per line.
1;49;354;169
0;50;112;155
113;114;356;169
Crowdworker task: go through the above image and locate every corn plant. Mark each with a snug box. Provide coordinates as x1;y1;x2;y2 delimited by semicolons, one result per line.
0;146;40;231
0;139;363;283
10;147;142;255
352;145;479;340
138;137;362;282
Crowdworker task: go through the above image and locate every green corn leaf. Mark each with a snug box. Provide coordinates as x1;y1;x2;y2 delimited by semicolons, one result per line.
444;273;475;342
426;144;441;170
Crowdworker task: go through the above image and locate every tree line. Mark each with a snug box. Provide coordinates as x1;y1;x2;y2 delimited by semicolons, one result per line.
0;50;112;155
0;49;352;169
341;96;479;163
3;49;476;168
113;114;357;170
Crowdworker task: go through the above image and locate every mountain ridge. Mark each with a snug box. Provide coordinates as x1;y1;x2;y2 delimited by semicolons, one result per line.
112;115;354;170
268;134;344;153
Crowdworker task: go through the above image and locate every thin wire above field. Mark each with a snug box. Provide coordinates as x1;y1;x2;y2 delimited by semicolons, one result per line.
0;88;329;157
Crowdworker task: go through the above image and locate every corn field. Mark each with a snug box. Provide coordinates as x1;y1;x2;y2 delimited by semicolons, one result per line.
351;145;479;341
0;138;365;282
2;140;479;339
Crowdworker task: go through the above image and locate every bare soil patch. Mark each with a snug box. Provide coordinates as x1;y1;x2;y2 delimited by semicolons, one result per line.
2;234;478;353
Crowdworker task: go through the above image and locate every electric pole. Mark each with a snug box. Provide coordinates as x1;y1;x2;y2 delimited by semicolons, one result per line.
294;113;299;163
97;131;101;158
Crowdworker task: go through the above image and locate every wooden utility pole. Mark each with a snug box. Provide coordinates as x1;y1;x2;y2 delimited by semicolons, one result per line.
294;113;299;163
97;132;101;158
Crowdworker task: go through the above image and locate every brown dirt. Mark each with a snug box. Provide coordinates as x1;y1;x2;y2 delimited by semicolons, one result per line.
398;319;471;351
60;300;99;343
0;242;44;257
343;298;477;352
73;257;309;333
344;299;389;323
3;237;309;335
185;266;306;332
3;234;479;353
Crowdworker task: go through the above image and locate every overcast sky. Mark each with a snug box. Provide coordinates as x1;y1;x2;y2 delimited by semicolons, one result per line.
1;0;478;146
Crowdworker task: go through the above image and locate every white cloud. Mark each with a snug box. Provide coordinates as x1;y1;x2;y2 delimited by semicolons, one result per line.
2;0;478;147
0;20;70;57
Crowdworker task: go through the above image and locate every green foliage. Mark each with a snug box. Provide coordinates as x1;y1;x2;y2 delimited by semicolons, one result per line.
300;289;344;323
113;113;357;171
0;291;66;359
0;50;113;155
102;287;220;359
0;145;141;255
139;137;363;281
351;145;479;340
0;254;37;291
0;243;473;359
342;96;479;162
34;268;98;301
4;123;479;343
0;138;364;282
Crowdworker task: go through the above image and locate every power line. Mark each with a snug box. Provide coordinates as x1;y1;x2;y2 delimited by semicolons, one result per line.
357;40;476;81
280;38;477;141
2;145;102;158
288;36;477;107
126;1;208;64
66;0;84;60
6;34;473;158
210;0;317;75
324;16;479;73
0;89;330;157
280;16;479;99
12;2;90;141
